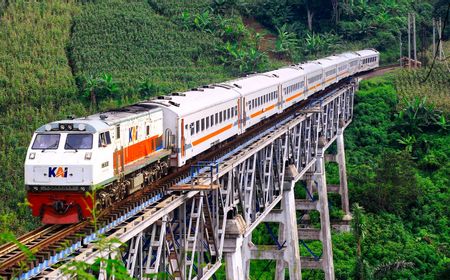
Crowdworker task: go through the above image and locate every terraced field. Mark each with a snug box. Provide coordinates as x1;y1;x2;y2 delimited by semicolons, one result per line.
70;0;232;94
0;0;87;233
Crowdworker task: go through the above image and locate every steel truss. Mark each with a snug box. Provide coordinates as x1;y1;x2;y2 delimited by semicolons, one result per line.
39;81;357;280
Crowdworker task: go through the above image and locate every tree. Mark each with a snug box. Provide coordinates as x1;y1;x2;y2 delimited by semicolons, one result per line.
82;74;120;109
274;24;299;59
351;203;370;280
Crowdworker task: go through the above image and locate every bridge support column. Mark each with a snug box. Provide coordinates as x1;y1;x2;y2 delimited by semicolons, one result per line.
314;149;335;280
281;179;302;280
225;236;245;280
337;128;351;222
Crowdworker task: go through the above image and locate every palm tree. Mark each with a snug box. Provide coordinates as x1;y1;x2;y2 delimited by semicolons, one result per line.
83;74;119;109
84;75;99;109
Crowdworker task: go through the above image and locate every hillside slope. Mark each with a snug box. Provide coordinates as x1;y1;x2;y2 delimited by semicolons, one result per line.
0;0;87;232
70;0;233;94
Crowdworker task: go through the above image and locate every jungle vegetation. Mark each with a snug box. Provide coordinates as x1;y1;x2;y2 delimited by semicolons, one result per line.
0;0;448;279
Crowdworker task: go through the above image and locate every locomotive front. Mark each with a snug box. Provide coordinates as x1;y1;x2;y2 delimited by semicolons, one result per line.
25;120;110;224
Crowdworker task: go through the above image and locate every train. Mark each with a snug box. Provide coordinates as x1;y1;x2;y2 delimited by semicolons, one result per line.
25;49;379;224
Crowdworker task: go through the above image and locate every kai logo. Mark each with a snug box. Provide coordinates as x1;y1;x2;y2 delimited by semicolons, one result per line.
129;126;138;142
48;167;68;178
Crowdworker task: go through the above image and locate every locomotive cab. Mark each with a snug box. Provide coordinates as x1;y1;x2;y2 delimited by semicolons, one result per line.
25;121;112;223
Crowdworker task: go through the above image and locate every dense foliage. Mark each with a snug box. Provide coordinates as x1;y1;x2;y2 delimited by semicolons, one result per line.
395;46;450;112
243;0;446;63
70;0;232;99
335;75;449;279
0;0;87;233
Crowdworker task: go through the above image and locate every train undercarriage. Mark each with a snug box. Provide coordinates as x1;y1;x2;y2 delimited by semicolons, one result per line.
27;157;170;224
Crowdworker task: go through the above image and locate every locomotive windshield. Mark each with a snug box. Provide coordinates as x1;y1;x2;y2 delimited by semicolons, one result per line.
65;134;93;150
32;134;60;150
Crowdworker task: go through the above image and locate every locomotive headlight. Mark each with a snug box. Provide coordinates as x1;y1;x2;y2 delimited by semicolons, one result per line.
59;123;66;131
45;124;52;131
67;124;74;131
85;152;92;160
29;152;36;159
78;124;86;131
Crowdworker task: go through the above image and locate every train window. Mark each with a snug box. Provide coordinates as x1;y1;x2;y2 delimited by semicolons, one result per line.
32;134;60;150
66;134;93;149
227;108;230;119
196;120;200;133
201;119;205;131
231;108;234;118
252;99;255;109
215;113;218;124
210;115;214;126
98;132;111;147
219;112;222;123
234;106;237;115
206;117;209;129
190;123;194;135
116;125;120;139
146;125;150;136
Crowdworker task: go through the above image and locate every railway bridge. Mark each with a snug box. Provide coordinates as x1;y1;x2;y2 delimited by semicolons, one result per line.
1;79;358;280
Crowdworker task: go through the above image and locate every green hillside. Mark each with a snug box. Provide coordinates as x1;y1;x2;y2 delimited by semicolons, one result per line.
70;0;232;94
0;0;86;232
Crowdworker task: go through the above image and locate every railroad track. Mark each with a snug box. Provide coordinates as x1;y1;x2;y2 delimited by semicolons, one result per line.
0;68;392;279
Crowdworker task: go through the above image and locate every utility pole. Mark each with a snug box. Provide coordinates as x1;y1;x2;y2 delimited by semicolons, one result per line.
438;17;443;61
408;13;411;69
433;18;436;57
413;13;417;67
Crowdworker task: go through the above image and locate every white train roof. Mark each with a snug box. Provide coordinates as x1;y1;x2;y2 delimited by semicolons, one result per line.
223;73;279;95
324;55;349;65
338;52;361;60
355;49;379;58
313;57;339;68
294;62;323;74
266;67;305;82
146;86;241;117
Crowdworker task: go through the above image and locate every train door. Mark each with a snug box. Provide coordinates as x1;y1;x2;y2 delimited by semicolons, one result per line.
113;124;124;177
242;97;247;129
237;98;242;134
277;84;283;110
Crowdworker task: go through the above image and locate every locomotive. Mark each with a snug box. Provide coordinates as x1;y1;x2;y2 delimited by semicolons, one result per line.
25;49;379;224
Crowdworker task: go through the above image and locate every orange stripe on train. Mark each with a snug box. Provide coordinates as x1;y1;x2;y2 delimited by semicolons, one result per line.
113;135;160;169
250;104;276;119
192;124;233;146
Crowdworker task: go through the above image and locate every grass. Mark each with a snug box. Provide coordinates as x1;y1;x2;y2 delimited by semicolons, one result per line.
148;0;212;17
394;41;450;113
0;0;87;233
70;0;233;94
